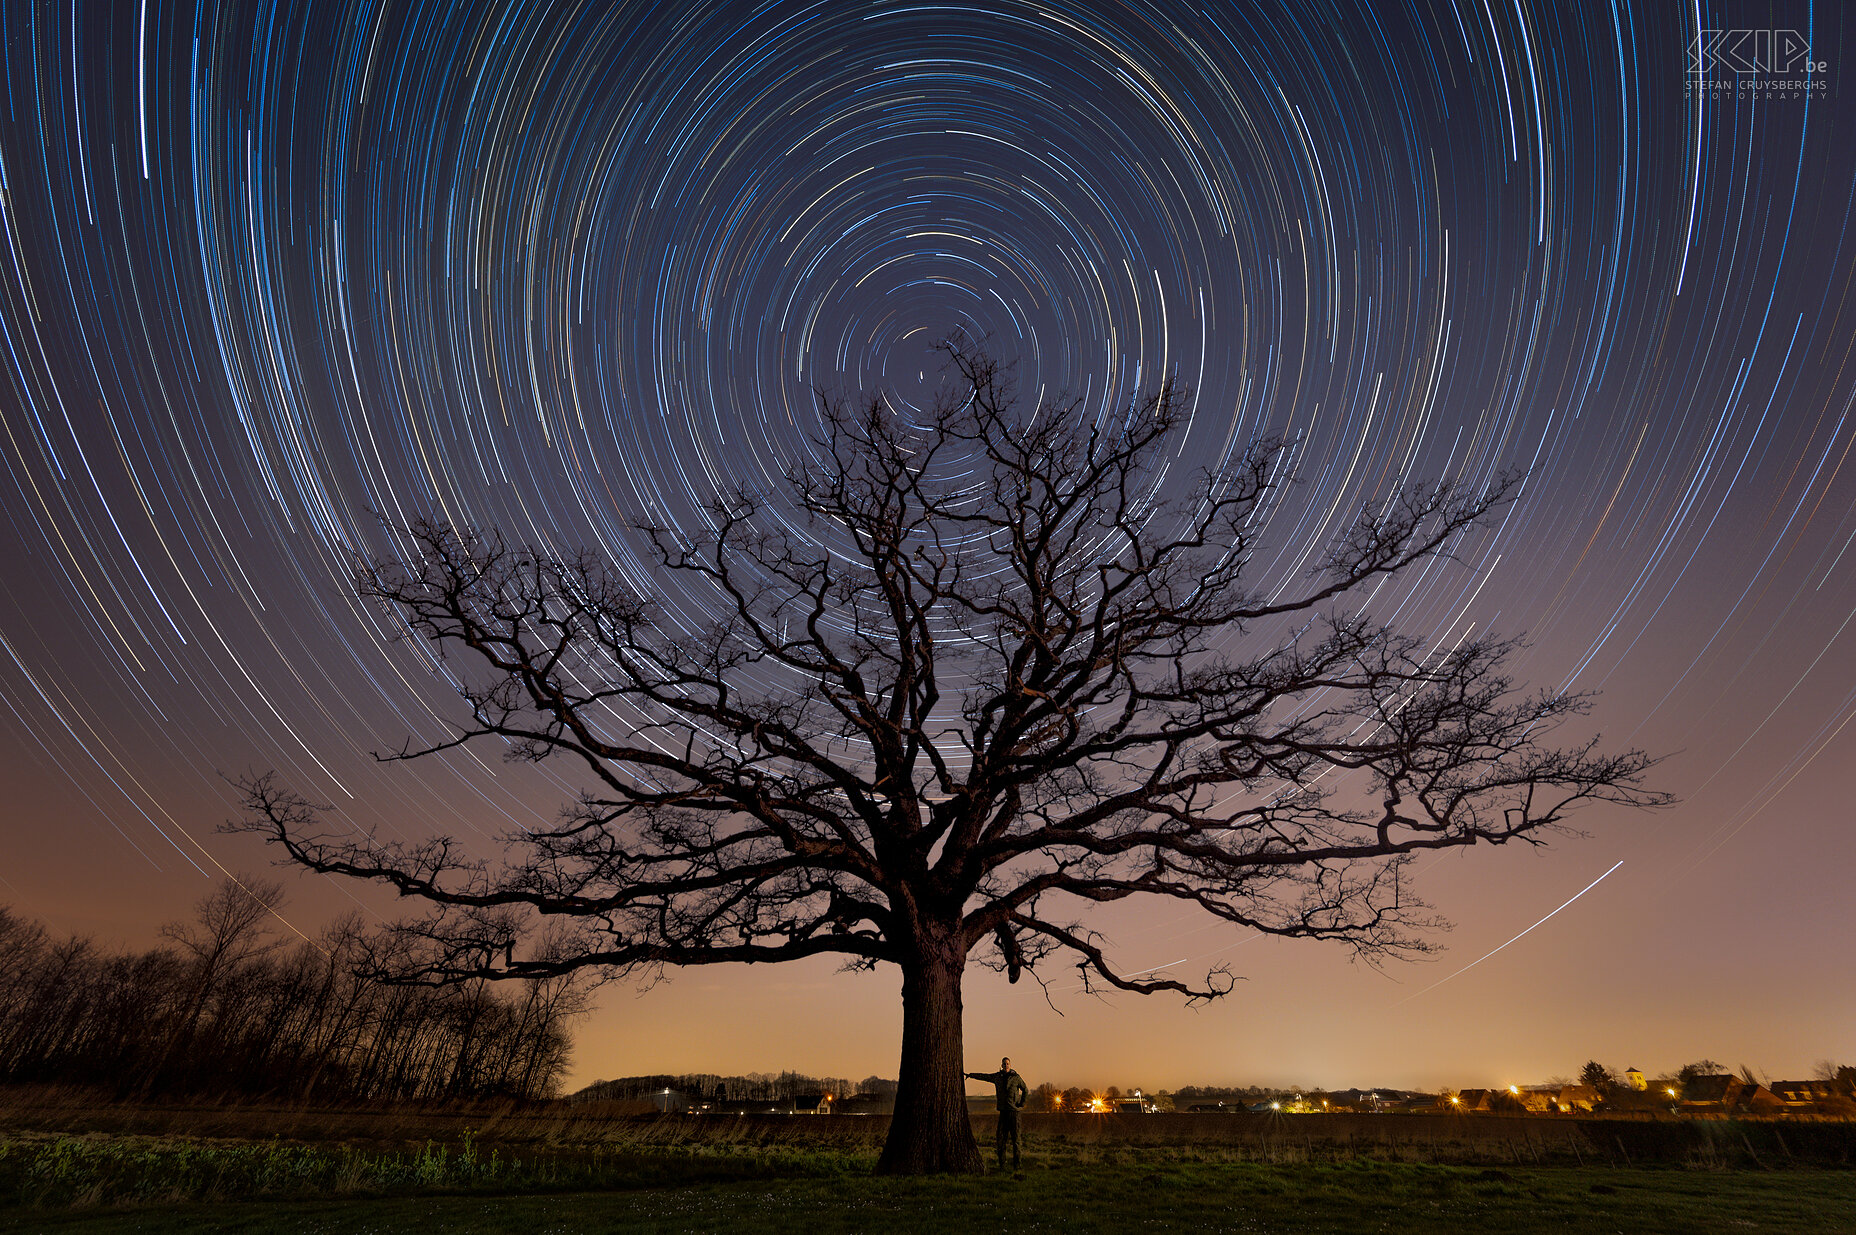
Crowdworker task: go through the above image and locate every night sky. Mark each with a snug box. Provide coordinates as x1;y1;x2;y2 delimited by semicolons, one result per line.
1;0;1851;1093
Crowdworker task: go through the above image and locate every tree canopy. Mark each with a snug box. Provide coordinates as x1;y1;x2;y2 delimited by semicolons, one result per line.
236;346;1666;1172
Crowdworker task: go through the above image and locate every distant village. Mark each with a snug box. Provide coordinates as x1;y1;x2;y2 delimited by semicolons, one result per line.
574;1061;1856;1119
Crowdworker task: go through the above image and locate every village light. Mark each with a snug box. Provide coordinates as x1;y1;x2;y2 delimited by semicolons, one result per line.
1509;1085;1520;1095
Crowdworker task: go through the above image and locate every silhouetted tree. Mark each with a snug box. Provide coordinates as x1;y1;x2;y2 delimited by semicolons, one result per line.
1678;1058;1726;1088
234;346;1666;1173
1813;1060;1856;1097
1579;1060;1618;1095
146;875;285;1092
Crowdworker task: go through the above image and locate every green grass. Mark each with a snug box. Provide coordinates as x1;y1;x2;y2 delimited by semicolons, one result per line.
1;1162;1852;1234
3;1106;1853;1233
0;1132;862;1209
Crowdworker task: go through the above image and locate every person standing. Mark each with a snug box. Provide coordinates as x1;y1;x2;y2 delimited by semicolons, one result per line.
965;1055;1029;1170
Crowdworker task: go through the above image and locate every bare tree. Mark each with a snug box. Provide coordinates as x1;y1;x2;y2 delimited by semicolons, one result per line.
145;874;286;1092
159;874;287;978
0;893;580;1101
0;907;50;1030
233;347;1665;1173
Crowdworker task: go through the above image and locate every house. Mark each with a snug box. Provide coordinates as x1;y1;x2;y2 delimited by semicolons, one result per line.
1770;1080;1832;1107
1325;1089;1399;1112
1390;1093;1448;1112
1552;1085;1603;1113
1768;1080;1856;1115
1676;1074;1785;1115
1453;1088;1525;1113
1452;1089;1494;1112
1510;1088;1558;1114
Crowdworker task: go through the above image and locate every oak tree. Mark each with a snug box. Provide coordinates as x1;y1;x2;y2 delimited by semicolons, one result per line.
235;347;1665;1173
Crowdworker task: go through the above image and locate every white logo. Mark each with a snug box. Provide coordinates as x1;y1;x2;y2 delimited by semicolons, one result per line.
1689;29;1825;75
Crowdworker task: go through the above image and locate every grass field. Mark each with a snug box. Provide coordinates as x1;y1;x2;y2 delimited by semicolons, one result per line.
3;1162;1853;1234
2;1089;1851;1233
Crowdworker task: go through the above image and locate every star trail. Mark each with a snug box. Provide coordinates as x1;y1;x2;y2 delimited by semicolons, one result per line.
1;0;1851;1089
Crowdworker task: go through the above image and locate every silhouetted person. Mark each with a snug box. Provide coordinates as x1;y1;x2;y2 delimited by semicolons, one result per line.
965;1055;1028;1169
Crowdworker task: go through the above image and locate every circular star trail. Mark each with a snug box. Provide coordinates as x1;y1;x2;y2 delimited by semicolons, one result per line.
1;0;1852;1081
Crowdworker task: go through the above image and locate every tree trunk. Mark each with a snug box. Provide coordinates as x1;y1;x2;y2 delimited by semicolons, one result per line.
876;940;983;1174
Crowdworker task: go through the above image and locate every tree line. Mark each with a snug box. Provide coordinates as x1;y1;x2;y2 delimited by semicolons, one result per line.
0;877;587;1103
575;1072;894;1102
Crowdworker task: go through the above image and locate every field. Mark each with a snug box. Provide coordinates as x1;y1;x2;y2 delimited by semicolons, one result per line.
2;1088;1851;1233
